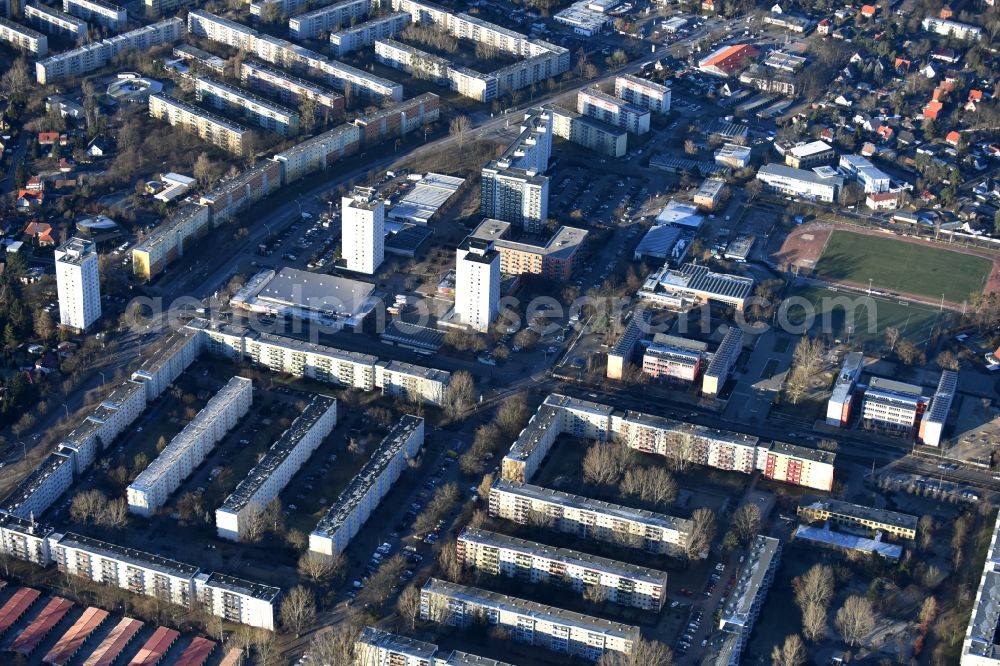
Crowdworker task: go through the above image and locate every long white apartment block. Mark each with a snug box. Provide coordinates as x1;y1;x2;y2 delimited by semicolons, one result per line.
375;360;450;406
55;236;101;332
127;376;253;516
25;4;86;43
0;17;48;55
547;104;627;158
614;74;671;114
342;187;385;274
330;12;408;56
577;88;650;135
920;370;957;447
702;326;743;397
62;0;125;31
149;93;250;155
240;60;344;117
288;0;368;40
0;452;75;520
187;9;256;50
457;527;668;610
309;416;424;555
355;627;516;666
488;478;693;557
36;18;184;84
271;122;360;183
711;536;781;665
193;572;279;631
319;57;403;100
144;0;192;16
0;514;54;567
963;511;1000;664
195;76;301;137
131;327;203;401
63;380;146;472
420;578;639;661
216;395;337;540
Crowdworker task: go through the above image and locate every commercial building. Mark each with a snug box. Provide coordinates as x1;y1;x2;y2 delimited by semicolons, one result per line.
0;16;47;55
55;237;101;332
825;352;864;426
797;497;918;540
755;163;843;202
309;416;424;555
861;377;927;432
149;94;250;156
127;377;253;516
193;573;279;631
762;12;812;32
288;0;368;40
36;17;183;84
489;478;694;557
698;43;760;76
24;4;86;43
739;64;797;96
784;141;835;169
642;335;707;382
792;524;903;561
457;527;669;610
481;108;552;232
172;44;228;75
554;1;610;36
0;452;74;520
715;143;752;169
216;395;337;541
342;187;385;275
62;0;124;31
547;104;627;158
702;326;743;396
839;154;892;194
922;16;982;41
577;88;650;135
638;262;754;311
420;578;639;661
764;50;806;71
693;177;726;210
195;76;300;137
388;172;464;225
919;370;957;447
467;218;587;280
714;536;781;665
962;511;1000;664
330;12;409;56
756;441;835;491
454;238;500;333
614;74;671;114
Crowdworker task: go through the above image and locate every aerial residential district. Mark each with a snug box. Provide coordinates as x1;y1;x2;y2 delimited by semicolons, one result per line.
0;0;999;665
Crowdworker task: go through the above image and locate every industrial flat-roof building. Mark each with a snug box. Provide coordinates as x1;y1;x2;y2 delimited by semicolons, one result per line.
127;377;253;516
638;262;755;311
217;395;337;541
420;578;639;661
388;173;465;225
457;527;669;610
797;497;918;540
310;416;424;555
693;177;726;210
489;478;693;557
784;141;835;169
230;267;375;328
756;162;843;202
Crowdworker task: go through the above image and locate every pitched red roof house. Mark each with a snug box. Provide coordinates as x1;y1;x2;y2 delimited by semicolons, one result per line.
945;130;961;146
923;100;944;120
861;4;876;16
23;221;54;244
876;125;894;141
37;132;60;145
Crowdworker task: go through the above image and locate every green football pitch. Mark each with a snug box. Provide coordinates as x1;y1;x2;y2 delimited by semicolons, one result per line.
814;230;992;303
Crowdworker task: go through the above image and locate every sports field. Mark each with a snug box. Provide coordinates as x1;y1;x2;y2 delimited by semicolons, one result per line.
814;230;992;303
786;285;945;347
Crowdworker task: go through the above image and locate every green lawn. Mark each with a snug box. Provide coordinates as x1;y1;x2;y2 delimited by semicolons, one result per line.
787;285;946;348
814;230;992;303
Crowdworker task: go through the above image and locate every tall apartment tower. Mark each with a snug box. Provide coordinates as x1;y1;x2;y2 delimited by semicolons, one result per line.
455;238;500;333
342;187;384;275
55;237;101;331
480;107;552;233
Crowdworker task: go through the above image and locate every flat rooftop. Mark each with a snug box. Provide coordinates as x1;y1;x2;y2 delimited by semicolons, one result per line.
0;453;72;514
254;267;375;316
866;376;924;398
357;627;437;659
720;535;780;627
197;571;279;601
54;532;199;578
389;173;465;225
798;496;918;531
766;440;836;464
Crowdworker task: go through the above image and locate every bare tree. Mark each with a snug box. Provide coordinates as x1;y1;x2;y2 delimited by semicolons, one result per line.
771;634;806;666
835;595;875;647
884;326;901;352
413;483;459;534
297;551;345;585
919;596;937;627
280;586;316;636
478;473;495;501
397;585;422;631
596;637;674;666
449;115;472;150
731;504;762;546
794;564;834;611
802;602;827;642
620;467;677;506
309;627;358;666
438;541;464;582
686;508;716;560
242;502;268;543
583;583;609;605
442;371;475;420
495;393;529;439
99;498;129;529
663;432;695;472
918;515;935;551
359;555;407;608
71;489;108;524
582;441;631;486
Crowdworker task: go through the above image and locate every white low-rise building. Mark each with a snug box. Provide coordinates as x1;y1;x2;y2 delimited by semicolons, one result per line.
310;416;424;555
193;572;279;631
127;376;253;516
756;163;843;202
217;395;337;540
839;154;892;194
420;578;639;661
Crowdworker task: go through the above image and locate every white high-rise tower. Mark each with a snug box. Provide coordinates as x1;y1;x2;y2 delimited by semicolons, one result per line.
455;238;500;333
342;187;384;275
55;236;101;331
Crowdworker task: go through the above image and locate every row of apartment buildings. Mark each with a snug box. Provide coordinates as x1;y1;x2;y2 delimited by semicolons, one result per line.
0;15;48;55
126;376;254;516
240;59;345;119
134;93;438;279
195;75;301;137
309;415;424;555
149;93;251;155
25;4;86;44
501;393;836;491
217;394;338;541
188;9;402;101
356;626;514;666
35;17;183;83
61;0;124;31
